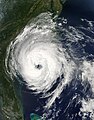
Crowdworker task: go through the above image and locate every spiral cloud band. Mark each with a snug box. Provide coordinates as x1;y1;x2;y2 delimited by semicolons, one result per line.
5;13;76;108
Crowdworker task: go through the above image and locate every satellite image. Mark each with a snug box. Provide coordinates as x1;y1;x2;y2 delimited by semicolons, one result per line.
0;0;94;120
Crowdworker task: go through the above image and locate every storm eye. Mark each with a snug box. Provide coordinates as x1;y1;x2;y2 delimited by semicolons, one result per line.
35;64;42;70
